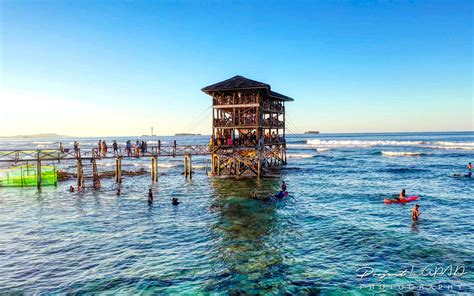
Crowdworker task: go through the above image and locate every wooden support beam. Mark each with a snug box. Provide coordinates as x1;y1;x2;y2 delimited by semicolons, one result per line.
36;151;41;190
184;156;188;177
151;156;158;182
77;158;83;188
188;154;192;179
115;157;122;183
92;158;100;189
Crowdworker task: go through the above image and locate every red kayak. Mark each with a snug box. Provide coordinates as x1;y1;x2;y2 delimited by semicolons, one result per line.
384;196;419;204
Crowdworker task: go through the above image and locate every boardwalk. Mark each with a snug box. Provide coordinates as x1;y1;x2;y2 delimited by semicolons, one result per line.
0;144;211;163
0;144;212;190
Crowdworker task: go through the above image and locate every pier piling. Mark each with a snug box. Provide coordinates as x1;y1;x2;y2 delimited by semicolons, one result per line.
36;150;42;190
76;150;84;189
115;157;122;183
151;156;158;182
183;154;192;179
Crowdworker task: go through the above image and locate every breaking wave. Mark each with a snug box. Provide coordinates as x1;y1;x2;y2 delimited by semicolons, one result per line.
307;139;423;147
316;148;330;152
287;153;315;159
305;139;474;150
381;151;424;157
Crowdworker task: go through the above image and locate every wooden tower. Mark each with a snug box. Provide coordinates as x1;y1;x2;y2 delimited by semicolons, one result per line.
202;75;294;177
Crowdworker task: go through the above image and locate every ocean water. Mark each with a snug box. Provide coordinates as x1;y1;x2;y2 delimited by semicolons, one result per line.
0;132;473;294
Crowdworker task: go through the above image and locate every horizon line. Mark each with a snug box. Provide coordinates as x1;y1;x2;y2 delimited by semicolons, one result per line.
0;130;472;139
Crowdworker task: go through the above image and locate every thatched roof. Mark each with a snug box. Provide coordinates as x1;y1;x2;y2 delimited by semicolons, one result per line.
202;75;294;101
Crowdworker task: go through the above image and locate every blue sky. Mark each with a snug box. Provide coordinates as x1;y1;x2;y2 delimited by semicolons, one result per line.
0;0;472;136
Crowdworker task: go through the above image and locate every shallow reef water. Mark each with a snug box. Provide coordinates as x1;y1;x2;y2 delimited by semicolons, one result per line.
0;132;473;293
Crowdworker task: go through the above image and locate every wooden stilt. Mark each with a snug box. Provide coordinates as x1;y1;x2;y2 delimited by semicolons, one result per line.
92;158;100;189
188;154;192;179
232;158;236;176
184;156;187;177
151;157;154;181
117;157;122;184
257;151;262;178
183;154;192;179
151;156;158;182
77;158;83;188
115;157;122;183
36;150;42;190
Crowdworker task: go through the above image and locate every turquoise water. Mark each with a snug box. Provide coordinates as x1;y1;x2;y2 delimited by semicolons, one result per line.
0;132;473;294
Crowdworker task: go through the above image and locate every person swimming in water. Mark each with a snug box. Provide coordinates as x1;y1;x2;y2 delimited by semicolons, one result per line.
69;185;74;192
412;204;420;221
172;197;180;205
148;189;153;204
468;162;472;171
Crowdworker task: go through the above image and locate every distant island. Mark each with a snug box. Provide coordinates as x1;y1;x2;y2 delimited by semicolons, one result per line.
0;133;69;138
304;131;320;134
175;133;202;136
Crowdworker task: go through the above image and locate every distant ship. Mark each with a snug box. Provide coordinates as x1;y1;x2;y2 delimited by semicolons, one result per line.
304;131;320;134
175;133;202;136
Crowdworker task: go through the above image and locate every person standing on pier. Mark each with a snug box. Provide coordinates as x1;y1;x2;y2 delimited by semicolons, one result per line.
97;140;102;158
135;141;140;158
141;140;146;156
73;141;79;158
102;141;108;157
126;140;132;157
113;140;118;155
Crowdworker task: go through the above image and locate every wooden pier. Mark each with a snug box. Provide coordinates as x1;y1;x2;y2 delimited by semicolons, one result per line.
0;143;211;190
0;75;295;189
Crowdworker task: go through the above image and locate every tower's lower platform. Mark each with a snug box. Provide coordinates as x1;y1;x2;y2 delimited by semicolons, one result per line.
210;144;287;177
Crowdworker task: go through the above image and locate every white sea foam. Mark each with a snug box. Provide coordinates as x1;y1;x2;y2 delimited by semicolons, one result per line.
305;139;474;150
316;148;330;152
381;151;423;157
158;163;179;168
425;145;474;151
287;153;315;159
307;139;423;147
434;141;474;147
286;144;312;149
133;163;151;168
33;141;55;145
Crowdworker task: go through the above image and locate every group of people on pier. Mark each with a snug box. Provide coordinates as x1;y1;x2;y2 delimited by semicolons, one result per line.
210;130;285;148
62;139;163;158
124;140;148;158
213;94;257;105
